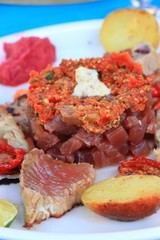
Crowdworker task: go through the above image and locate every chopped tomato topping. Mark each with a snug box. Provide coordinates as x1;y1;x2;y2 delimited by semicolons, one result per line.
28;52;153;133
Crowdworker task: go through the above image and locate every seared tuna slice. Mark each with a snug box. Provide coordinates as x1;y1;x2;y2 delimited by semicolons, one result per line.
20;148;96;227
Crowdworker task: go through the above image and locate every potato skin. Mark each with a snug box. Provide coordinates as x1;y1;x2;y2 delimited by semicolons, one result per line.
81;175;160;221
84;196;160;221
100;8;159;53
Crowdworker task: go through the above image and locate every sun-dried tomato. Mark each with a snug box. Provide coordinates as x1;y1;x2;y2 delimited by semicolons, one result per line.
0;141;15;155
118;156;160;176
0;142;27;174
152;84;160;97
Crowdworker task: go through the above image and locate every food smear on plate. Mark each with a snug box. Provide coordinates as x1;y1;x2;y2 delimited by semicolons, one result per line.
20;148;96;227
100;8;159;53
0;37;56;86
27;51;155;168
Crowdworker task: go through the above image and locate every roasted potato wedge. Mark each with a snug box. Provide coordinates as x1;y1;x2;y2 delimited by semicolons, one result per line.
81;175;160;221
100;8;159;53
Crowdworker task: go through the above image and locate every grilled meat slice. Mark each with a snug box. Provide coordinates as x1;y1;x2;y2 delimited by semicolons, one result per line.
132;43;160;76
0;114;30;151
153;109;160;161
0;94;31;137
20;148;96;227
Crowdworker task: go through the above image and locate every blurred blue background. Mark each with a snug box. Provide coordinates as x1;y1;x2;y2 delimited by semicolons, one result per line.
0;0;160;37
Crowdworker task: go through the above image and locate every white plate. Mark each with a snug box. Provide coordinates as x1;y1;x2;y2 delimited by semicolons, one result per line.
0;19;160;240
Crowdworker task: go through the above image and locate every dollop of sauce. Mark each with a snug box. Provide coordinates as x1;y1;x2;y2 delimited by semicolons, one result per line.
0;37;56;86
72;67;111;97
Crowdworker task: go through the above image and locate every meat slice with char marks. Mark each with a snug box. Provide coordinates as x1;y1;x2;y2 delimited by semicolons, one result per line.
20;148;96;227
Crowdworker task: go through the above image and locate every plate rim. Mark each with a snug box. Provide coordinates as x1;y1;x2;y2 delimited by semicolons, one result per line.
1;224;160;240
0;19;103;40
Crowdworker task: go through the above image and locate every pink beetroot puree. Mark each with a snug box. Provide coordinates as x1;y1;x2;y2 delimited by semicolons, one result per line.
0;37;56;86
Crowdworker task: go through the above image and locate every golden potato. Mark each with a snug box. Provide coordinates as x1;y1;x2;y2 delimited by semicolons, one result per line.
81;175;160;221
100;8;159;53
